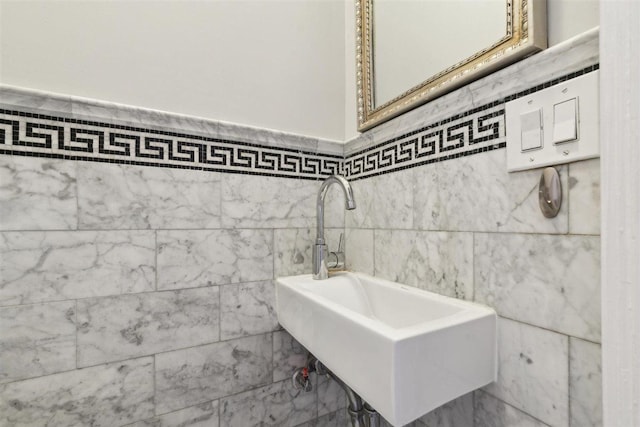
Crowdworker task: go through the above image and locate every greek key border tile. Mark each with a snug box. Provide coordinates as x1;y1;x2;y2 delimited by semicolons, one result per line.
345;105;506;180
0;64;598;181
0;109;343;181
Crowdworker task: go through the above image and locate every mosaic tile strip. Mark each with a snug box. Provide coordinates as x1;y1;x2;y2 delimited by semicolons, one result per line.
345;64;599;181
0;65;598;181
345;104;505;180
0;110;342;181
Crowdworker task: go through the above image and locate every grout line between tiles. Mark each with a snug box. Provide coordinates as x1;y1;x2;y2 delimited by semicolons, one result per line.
567;336;573;427
477;389;552;427
471;232;476;303
74;160;80;231
74;299;78;370
152;355;157;417
76;329;277;371
154;230;158;292
497;315;601;344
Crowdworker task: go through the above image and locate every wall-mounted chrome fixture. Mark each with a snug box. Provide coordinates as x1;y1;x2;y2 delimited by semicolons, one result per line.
539;167;562;218
313;175;356;280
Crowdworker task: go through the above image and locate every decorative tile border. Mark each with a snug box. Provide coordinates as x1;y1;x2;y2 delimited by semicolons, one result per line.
0;109;342;181
345;64;599;181
0;65;598;182
345;104;505;180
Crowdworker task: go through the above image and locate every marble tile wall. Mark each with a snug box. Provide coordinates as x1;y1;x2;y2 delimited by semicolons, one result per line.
1;27;601;427
0;150;348;426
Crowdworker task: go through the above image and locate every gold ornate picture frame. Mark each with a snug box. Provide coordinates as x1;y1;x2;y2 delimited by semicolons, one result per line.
356;0;547;131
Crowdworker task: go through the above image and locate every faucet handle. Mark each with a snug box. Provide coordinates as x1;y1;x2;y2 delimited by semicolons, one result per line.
327;233;346;271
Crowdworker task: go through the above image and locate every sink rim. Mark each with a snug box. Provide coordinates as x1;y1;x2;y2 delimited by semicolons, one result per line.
276;271;495;342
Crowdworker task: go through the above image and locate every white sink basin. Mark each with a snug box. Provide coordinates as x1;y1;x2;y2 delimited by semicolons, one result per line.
275;272;497;426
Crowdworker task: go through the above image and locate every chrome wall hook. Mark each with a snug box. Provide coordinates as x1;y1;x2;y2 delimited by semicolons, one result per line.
538;167;562;218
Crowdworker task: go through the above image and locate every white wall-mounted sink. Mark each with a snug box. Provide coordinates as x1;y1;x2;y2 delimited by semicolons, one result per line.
275;272;497;426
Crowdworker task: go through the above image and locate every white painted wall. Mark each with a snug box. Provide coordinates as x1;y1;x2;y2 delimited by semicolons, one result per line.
0;0;346;141
0;0;602;142
344;0;357;141
343;0;600;139
547;0;599;46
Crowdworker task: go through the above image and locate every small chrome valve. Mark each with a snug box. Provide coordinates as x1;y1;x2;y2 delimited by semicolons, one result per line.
292;367;312;392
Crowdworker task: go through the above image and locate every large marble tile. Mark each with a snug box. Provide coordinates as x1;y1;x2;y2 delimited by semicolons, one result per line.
0;356;154;427
273;330;308;383
569;338;602;427
0;230;155;306
345;228;374;275
374;230;473;300
413;150;569;233
274;228;342;277
345;170;413;229
274;228;312;277
157;229;273;290
220;281;278;340
155;334;272;414
417;393;473;427
273;330;309;382
317;376;347;417
220;380;317;427
569;159;600;235
475;233;601;342
221;174;344;229
77;163;221;229
474;391;548;427
484;318;569;427
0;301;76;384
0;156;77;230
77;287;220;367
125;401;219;427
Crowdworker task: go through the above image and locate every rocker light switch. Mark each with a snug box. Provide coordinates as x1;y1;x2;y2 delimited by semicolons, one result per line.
553;98;578;144
520;109;543;151
506;70;599;172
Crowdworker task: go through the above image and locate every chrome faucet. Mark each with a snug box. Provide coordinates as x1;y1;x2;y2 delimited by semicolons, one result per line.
313;175;356;280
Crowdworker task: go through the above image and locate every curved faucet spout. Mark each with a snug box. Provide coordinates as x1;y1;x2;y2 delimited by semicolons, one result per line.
313;175;356;280
316;175;356;243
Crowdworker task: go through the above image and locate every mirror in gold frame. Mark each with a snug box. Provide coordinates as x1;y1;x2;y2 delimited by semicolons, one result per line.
356;0;547;131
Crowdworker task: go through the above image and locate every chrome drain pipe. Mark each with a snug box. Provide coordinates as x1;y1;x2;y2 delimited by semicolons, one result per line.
324;367;365;427
293;355;380;427
363;402;380;427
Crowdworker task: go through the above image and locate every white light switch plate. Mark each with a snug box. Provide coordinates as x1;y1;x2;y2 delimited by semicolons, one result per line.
506;70;599;172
